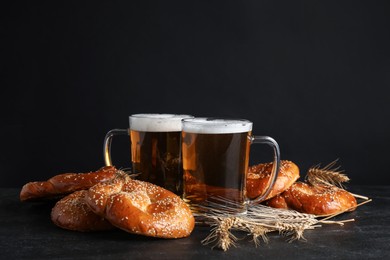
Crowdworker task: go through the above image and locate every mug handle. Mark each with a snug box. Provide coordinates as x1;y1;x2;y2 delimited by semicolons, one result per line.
248;135;281;204
103;129;129;166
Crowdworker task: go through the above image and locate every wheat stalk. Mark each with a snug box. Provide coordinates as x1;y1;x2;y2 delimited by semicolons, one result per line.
194;198;334;251
306;159;350;187
194;194;373;251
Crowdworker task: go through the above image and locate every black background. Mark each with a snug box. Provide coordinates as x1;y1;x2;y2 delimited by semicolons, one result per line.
2;1;389;187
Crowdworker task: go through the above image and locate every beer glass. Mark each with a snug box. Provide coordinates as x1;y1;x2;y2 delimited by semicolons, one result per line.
103;114;193;194
181;118;280;214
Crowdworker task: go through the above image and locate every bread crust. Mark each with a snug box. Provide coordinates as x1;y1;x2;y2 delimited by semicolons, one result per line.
51;190;114;232
85;172;195;239
265;182;357;215
246;160;300;201
20;166;117;201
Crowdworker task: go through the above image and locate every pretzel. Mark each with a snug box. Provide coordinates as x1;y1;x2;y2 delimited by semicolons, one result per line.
51;190;114;232
246;160;300;201
20;166;117;201
85;172;195;239
264;182;357;215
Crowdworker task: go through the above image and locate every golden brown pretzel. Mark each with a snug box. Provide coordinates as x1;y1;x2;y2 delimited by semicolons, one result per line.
85;172;195;239
20;166;117;201
246;160;300;201
265;182;357;215
51;190;114;232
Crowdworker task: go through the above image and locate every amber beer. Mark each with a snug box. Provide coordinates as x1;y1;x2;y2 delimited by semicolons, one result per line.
129;114;193;194
130;130;182;193
182;118;281;214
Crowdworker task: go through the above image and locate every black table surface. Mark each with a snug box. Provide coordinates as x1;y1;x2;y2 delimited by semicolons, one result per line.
1;185;389;259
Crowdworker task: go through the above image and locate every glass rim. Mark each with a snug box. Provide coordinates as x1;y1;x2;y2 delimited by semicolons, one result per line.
130;113;193;119
182;117;253;134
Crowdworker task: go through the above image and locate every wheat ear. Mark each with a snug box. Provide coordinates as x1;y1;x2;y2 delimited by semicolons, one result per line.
306;159;350;187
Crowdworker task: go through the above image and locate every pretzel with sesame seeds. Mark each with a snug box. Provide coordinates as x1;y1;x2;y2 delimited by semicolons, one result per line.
84;171;195;239
51;190;114;232
246;160;300;201
20;166;117;201
264;182;357;216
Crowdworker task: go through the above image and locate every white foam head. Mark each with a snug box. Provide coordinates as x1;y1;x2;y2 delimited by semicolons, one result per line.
182;118;253;134
129;114;193;132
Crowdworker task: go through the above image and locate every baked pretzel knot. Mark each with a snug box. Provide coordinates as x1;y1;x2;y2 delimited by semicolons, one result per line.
265;182;357;216
20;166;117;201
246;160;300;201
51;190;114;232
85;172;195;239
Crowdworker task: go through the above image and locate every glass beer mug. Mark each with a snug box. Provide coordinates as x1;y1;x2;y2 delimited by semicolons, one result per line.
103;113;193;194
181;118;281;214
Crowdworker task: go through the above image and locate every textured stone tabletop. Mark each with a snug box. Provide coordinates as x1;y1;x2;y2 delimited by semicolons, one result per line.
0;186;389;259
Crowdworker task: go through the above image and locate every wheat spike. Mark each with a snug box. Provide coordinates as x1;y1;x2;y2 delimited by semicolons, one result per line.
247;225;271;246
306;159;350;187
201;217;239;251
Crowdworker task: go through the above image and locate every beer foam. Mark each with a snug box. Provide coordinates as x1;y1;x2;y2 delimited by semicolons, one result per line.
129;114;193;132
182;118;253;134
